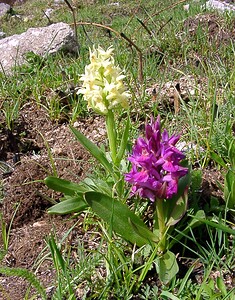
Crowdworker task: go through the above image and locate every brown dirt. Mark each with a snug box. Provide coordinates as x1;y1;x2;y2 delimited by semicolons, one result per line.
0;102;106;299
184;13;235;44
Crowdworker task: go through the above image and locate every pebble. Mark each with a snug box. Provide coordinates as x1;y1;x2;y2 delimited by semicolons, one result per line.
73;121;80;128
54;0;64;4
0;31;6;39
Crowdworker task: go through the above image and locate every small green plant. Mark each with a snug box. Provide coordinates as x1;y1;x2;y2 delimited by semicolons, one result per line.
224;139;235;214
47;234;76;299
2;99;20;131
45;46;191;287
0;202;20;252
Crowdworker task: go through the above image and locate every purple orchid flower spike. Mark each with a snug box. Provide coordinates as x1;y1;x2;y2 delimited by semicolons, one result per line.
125;116;188;201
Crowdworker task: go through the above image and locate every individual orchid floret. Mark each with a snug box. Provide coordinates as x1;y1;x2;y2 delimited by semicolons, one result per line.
125;116;188;201
77;46;131;115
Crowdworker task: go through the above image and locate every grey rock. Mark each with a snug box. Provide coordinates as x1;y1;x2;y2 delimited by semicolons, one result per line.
0;22;79;74
0;3;11;17
205;0;235;11
54;0;64;4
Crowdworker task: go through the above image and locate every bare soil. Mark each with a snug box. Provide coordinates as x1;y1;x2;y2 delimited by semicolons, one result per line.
0;102;107;299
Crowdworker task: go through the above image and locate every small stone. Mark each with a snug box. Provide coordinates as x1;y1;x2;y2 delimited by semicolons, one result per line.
73;121;80;127
0;31;6;39
54;0;64;4
183;4;190;11
52;146;64;156
0;3;11;18
32;220;47;227
46;286;55;298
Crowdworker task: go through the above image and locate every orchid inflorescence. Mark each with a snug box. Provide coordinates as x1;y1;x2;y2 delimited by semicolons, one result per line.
125;116;188;201
77;46;131;115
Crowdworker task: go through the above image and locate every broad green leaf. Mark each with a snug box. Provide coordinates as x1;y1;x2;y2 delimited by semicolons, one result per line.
45;177;88;196
70;126;113;175
166;190;188;227
129;218;158;244
155;250;179;284
48;196;88;214
165;173;190;224
84;192;157;247
115;117;130;165
83;177;112;196
224;170;235;210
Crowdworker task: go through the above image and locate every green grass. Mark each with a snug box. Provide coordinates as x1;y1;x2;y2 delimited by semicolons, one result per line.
1;0;235;298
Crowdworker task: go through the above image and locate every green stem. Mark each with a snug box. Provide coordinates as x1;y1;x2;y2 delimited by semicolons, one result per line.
155;198;166;254
106;110;117;163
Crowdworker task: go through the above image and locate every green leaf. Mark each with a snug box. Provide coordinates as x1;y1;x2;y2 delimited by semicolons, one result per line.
210;151;227;169
83;177;112;196
70;126;113;175
169;210;206;249
45;177;88;196
228;139;235;169
155;250;179;284
224;169;235;210
115;117;130;165
129;218;158;244
84;192;157;247
48;235;66;273
48;196;88;214
165;173;190;226
216;277;227;296
188;215;235;236
166;189;188;227
160;291;180;300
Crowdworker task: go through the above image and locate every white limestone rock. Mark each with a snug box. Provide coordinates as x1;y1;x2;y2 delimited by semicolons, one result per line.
0;22;79;74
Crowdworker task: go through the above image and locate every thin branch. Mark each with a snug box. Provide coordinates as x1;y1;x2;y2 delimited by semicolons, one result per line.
76;22;121;37
143;0;188;24
64;0;78;42
137;18;153;38
155;17;173;36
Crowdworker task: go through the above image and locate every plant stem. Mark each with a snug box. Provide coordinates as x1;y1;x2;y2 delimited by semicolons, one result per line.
106;110;117;163
155;198;166;254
